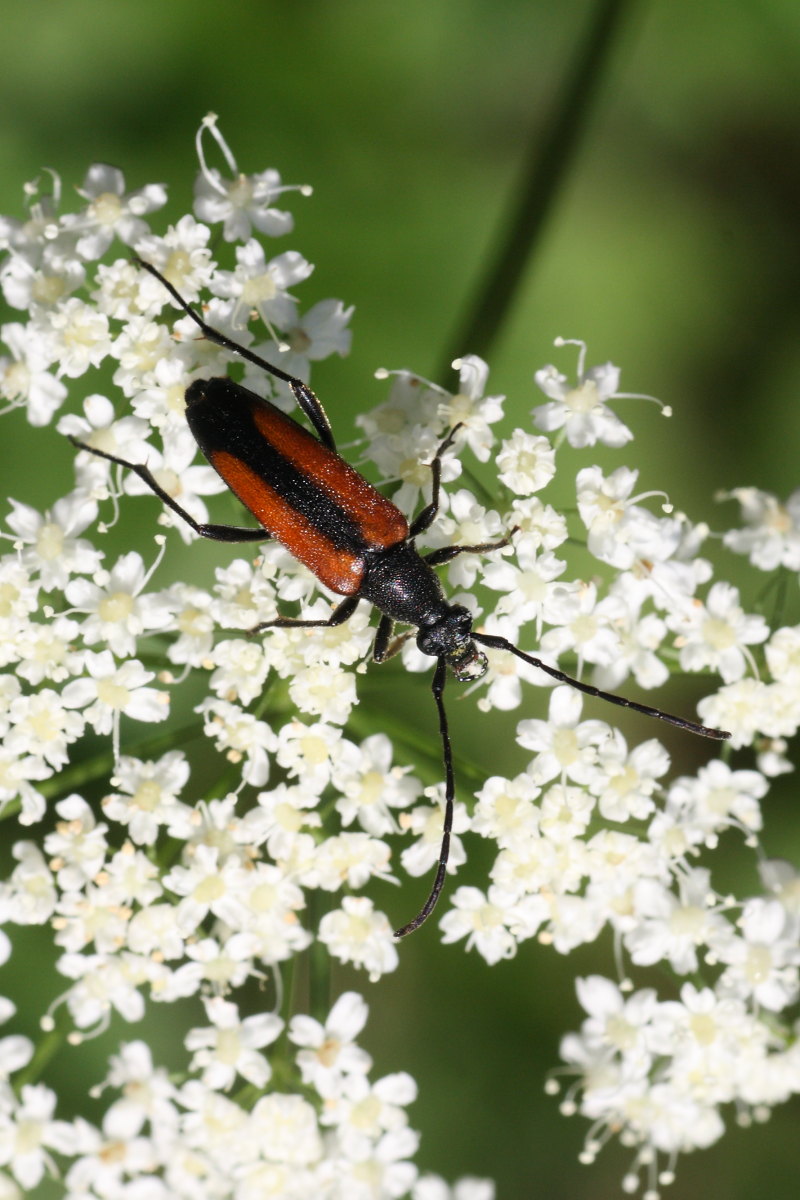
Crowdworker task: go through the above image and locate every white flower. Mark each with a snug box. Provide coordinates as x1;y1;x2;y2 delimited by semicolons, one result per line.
185;996;282;1090
312;832;393;891
0;321;67;424
538;782;595;845
64;550;174;656
471;772;541;847
65;163;167;259
331;733;420;837
398;794;468;880
41;297;112;378
413;1175;495;1200
58;391;151;476
97;1041;178;1132
275;720;348;793
288;662;358;724
576;464;680;570
134;214;213;305
0;1084;87;1190
3;842;56;924
697;678;792;749
121;425;228;545
11;614;84;685
270;296;354;377
593;582;669;690
5;491;101;590
666;759;767;843
111;312;177;395
721;486;800;571
318;896;399;981
715;898;800;1011
228;863;312;966
652;982;768;1105
247;1093;322;1166
57;950;151;1030
481;538;572;634
289;991;372;1095
163;844;251;935
212;238;314;331
236;782;321;860
5;688;85;769
193;113;305;243
589;732;670;823
43;793;108;890
438;886;521;964
209;556;279;631
437;355;505;463
495;429;555;495
532;343;633;448
128;348;195;429
320;1068;416;1147
516;686;610;787
539;581;626;672
208;637;269;707
198;698;278;787
423;488;508;589
574;975;658;1069
766;624;800;685
625;869;731;974
102;751;194;844
61;649;169;734
671;581;769;683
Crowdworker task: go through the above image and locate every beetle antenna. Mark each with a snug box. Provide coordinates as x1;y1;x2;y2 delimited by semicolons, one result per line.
132;257;335;450
133;256;307;391
473;632;730;741
394;658;454;937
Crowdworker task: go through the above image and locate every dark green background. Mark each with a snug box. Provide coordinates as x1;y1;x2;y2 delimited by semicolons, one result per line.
1;2;799;1197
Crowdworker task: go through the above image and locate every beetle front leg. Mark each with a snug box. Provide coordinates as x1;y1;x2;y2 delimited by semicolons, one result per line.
424;525;518;566
408;424;464;538
373;614;413;663
248;594;360;637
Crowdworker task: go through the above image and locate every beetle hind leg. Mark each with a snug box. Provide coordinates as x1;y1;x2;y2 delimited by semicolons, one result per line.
69;436;268;543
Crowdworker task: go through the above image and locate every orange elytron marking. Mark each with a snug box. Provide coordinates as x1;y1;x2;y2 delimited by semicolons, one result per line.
251;405;409;547
212;450;365;595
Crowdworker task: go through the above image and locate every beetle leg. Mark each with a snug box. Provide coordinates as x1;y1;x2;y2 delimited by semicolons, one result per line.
372;614;413;663
408;423;464;538
247;594;359;637
424;525;518;566
394;656;454;937
68;437;268;542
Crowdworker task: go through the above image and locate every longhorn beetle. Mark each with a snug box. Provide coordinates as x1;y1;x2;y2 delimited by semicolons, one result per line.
70;258;731;938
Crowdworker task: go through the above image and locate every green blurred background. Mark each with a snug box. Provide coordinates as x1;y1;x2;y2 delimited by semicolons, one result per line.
2;1;799;1196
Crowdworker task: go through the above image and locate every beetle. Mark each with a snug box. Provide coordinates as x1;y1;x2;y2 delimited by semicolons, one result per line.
70;257;730;938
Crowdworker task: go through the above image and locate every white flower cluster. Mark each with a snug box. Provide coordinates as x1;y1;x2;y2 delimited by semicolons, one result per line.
0;989;493;1198
0;115;797;1196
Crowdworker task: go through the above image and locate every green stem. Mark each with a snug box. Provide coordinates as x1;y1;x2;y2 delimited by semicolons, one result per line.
13;1024;66;1093
437;0;638;378
304;889;332;1025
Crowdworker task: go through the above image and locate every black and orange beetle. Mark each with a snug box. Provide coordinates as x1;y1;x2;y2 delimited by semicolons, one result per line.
70;258;730;937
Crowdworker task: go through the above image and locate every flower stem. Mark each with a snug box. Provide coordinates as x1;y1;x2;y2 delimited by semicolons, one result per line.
438;0;638;379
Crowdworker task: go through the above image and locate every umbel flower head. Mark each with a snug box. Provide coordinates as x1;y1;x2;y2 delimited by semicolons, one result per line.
0;113;798;1199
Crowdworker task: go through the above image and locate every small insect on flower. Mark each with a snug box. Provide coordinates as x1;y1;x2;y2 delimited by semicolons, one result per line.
70;259;731;938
